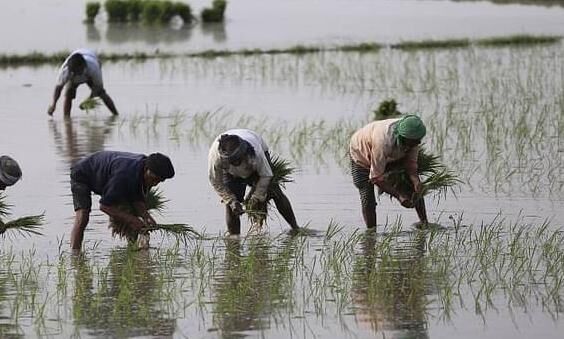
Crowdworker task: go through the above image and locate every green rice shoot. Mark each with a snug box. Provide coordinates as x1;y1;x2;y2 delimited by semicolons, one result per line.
79;97;101;112
384;147;461;202
109;188;200;244
0;193;44;238
245;154;295;229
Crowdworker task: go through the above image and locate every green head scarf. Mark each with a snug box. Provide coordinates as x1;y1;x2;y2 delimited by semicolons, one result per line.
394;114;426;141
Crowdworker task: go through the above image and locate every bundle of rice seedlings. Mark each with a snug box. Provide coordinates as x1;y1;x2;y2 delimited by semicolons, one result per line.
85;2;101;23
0;193;44;238
79;97;101;112
383;147;461;202
373;99;402;120
109;188;200;245
201;0;227;23
245;154;295;229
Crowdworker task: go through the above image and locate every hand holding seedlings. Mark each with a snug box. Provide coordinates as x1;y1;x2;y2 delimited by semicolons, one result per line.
229;200;244;216
209;129;299;234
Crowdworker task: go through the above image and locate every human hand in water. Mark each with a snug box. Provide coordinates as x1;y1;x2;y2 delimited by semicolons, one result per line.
399;195;414;208
229;200;244;215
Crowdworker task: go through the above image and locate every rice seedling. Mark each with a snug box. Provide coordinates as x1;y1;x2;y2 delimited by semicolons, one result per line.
245;154;296;230
372;98;402;120
78;97;101;112
1;213;563;336
85;2;101;23
109;188;200;246
127;0;144;21
89;0;193;26
373;98;462;202
201;0;227;23
104;0;129;22
476;34;561;47
141;0;165;24
0;193;44;238
173;2;192;24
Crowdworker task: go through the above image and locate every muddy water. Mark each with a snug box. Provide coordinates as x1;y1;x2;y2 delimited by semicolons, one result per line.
1;1;564;338
2;0;564;54
1;43;562;337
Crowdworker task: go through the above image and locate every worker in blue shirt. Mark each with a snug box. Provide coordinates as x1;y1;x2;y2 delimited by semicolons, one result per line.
69;151;175;250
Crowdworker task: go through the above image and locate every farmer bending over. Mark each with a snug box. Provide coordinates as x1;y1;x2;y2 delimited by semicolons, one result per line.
0;156;22;191
208;129;300;234
48;49;118;117
70;151;175;250
349;115;428;228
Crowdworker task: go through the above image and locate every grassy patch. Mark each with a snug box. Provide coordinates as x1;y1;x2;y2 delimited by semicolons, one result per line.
85;2;101;23
0;35;560;67
476;34;562;46
392;38;471;50
201;0;227;23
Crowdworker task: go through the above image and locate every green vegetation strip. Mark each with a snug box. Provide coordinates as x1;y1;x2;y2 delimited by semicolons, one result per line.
1;34;560;68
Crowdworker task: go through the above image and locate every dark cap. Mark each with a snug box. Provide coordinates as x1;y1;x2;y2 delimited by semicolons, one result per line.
146;153;175;179
0;156;22;186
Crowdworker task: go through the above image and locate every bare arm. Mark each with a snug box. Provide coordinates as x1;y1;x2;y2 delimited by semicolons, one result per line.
251;176;272;202
405;146;422;195
250;150;274;202
132;201;156;226
372;175;413;208
47;84;63;115
371;176;402;200
210;164;239;205
100;204;144;231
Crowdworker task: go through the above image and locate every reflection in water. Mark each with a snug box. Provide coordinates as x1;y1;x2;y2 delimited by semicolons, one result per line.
85;23;193;45
212;236;297;337
200;22;227;43
0;271;23;338
352;231;429;338
71;249;176;337
85;23;101;42
49;116;117;166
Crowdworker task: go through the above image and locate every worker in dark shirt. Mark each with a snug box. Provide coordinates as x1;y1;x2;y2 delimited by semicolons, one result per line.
69;151;175;250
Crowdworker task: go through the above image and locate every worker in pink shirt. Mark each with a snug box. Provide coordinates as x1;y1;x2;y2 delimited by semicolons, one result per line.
349;115;428;228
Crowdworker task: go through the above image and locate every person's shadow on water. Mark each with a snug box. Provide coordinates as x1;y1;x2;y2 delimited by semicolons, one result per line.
49;115;117;167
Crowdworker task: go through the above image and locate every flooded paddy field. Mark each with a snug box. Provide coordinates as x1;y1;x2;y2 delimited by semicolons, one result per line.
1;0;564;338
2;0;564;54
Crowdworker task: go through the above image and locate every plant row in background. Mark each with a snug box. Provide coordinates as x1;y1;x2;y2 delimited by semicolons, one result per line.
85;0;227;25
1;34;560;68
